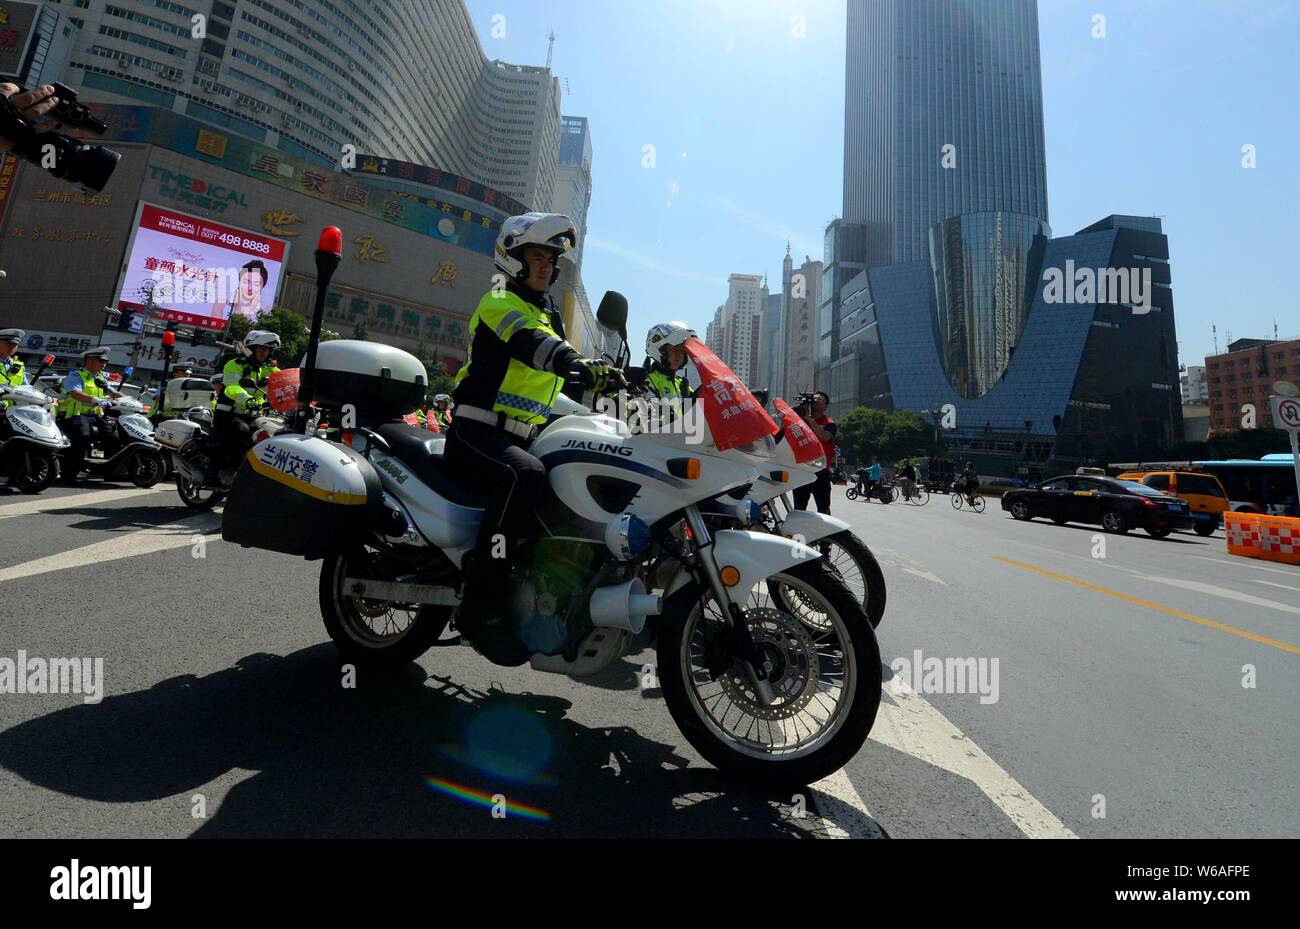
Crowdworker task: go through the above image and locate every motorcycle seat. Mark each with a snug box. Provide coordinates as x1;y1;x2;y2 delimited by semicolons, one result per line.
373;423;489;509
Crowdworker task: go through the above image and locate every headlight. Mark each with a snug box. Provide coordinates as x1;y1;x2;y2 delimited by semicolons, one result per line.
604;514;651;561
733;434;776;460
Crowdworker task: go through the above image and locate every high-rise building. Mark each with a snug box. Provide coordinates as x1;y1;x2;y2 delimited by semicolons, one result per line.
845;215;1184;465
0;1;79;89
759;287;785;395
843;0;1049;266
551;116;593;272
57;0;559;209
785;256;823;401
722;274;764;387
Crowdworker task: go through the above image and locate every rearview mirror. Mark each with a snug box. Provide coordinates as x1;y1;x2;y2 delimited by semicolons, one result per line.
240;377;257;389
596;291;629;341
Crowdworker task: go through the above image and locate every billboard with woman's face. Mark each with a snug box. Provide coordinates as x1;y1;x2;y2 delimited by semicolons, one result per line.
114;203;289;331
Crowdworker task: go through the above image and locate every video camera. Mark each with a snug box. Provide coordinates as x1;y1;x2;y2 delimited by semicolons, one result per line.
794;391;817;416
0;83;120;192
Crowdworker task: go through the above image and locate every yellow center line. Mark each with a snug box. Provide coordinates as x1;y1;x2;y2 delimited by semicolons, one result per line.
993;556;1300;656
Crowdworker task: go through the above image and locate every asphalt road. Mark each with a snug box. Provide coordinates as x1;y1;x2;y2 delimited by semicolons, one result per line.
0;480;1295;838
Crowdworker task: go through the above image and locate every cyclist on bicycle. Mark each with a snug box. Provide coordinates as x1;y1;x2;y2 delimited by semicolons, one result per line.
899;458;918;500
957;461;979;505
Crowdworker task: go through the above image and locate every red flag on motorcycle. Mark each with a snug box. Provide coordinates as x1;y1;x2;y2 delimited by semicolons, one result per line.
402;412;422;427
267;368;300;412
683;338;777;451
773;398;824;465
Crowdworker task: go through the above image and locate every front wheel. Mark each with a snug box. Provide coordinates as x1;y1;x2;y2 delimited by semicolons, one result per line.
657;560;881;788
774;530;887;628
319;547;451;669
129;450;165;488
950;493;963;510
1010;500;1032;521
1101;510;1129;534
10;450;57;494
908;486;930;506
845;487;860;501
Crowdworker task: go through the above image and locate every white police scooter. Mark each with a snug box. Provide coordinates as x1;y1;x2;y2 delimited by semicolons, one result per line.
0;383;69;493
59;394;166;488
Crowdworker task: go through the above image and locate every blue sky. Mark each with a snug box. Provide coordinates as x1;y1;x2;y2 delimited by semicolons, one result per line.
466;0;1298;368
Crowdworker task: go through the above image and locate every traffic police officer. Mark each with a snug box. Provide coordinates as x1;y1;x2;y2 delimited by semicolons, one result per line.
58;347;123;483
444;211;618;662
213;330;279;465
0;329;27;407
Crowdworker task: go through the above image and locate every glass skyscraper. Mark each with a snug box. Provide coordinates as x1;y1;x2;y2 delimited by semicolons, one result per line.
843;0;1049;262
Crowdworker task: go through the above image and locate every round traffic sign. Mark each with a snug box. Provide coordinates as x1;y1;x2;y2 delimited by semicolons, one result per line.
1278;397;1300;429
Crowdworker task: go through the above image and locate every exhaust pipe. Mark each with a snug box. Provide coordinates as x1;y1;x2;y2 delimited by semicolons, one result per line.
589;578;661;635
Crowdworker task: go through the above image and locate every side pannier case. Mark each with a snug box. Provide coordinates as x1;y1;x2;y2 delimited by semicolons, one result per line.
222;434;384;560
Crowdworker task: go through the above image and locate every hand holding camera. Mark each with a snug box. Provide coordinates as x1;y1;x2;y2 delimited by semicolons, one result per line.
0;82;120;191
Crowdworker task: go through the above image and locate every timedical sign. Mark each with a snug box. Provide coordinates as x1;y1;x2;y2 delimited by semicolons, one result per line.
147;164;250;214
114;202;289;331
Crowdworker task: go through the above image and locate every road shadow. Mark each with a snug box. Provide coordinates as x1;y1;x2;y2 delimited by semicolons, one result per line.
0;645;880;839
1005;519;1212;545
57;503;206;534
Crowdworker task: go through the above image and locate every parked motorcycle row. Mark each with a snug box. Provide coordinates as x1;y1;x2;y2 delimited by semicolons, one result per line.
0;377;166;494
4;294;891;788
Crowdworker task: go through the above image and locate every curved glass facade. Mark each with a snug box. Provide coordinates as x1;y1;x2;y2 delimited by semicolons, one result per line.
928;212;1049;399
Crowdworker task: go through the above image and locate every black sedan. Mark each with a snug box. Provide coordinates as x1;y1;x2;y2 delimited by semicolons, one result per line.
1000;475;1196;537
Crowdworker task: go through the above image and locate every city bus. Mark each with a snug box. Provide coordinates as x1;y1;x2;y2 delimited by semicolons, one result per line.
1194;455;1299;517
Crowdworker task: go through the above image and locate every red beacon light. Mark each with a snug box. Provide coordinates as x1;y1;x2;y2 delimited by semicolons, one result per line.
43;354;55;366
317;226;343;256
161;331;176;348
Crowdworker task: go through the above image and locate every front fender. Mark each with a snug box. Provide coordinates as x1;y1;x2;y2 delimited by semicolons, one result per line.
663;529;821;598
776;509;849;545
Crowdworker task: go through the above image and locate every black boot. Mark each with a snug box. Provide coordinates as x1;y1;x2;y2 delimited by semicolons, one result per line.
455;555;531;668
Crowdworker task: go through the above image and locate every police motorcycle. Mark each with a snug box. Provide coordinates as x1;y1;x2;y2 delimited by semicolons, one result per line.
156;374;289;511
735;391;887;628
220;302;881;787
0;383;69;493
58;394;167;488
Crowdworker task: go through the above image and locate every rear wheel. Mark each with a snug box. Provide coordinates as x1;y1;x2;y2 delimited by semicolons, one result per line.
319;546;451;669
657;560;881;788
175;443;223;510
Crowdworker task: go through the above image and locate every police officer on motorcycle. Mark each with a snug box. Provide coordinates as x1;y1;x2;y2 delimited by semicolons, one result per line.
57;347;123;484
444;212;620;662
213;330;279;466
0;329;27;407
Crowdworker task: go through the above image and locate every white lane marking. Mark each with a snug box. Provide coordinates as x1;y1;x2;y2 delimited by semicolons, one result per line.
872;678;1077;839
874;546;947;585
1191;555;1300;577
0;487;166;519
1252;579;1300;594
1138;575;1300;617
811;767;886;838
0;514;221;583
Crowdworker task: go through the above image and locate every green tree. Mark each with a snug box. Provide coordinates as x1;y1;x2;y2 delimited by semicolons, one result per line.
837;406;892;464
881;410;935;461
423;357;457;399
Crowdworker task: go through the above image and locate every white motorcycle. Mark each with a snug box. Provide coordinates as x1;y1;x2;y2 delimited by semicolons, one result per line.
57;395;166;488
221;333;881;787
0;384;69;494
156;374;289;511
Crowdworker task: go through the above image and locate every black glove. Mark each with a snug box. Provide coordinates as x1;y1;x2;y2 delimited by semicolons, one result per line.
569;358;625;393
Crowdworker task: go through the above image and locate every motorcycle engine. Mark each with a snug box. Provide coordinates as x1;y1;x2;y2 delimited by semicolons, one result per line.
511;539;607;657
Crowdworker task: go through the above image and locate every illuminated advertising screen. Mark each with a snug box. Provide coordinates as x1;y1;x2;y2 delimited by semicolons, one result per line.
115;203;289;332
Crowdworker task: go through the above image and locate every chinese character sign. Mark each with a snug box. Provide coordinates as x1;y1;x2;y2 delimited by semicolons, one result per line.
773;398;824;465
682;338;777;451
267;368;300;413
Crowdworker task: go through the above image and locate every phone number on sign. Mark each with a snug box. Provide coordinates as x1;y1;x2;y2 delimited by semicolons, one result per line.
211;232;272;253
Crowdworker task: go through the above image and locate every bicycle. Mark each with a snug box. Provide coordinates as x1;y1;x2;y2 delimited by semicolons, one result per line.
950;484;985;513
899;479;929;506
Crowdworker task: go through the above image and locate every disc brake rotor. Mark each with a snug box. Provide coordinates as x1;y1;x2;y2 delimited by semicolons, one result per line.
715;608;821;721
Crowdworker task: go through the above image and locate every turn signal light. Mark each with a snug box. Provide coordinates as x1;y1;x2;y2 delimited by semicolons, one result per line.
719;565;741;587
340;429;355;448
668;458;701;479
770;470;790;483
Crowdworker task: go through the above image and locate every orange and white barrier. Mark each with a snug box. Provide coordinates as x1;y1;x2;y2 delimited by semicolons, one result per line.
1225;512;1300;566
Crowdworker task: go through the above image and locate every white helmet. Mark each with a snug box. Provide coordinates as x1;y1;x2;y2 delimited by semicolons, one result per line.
242;330;281;355
434;393;451;404
645;321;697;370
494;212;577;286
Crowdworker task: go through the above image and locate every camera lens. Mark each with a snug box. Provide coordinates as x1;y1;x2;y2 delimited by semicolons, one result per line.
62;141;120;192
